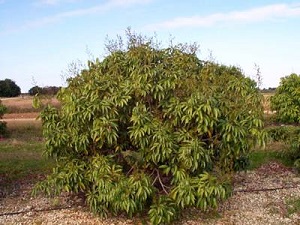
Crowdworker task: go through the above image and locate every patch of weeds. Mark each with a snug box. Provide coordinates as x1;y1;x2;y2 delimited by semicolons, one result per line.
0;141;54;179
248;141;294;170
0;119;52;198
248;150;293;170
265;202;288;217
267;204;281;215
249;151;271;170
286;198;300;216
7;122;43;141
32;220;44;225
51;197;63;208
0;139;54;197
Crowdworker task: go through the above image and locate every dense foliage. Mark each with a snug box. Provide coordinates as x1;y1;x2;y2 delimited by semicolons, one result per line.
0;100;7;136
29;85;61;96
0;79;21;97
34;33;265;224
270;73;300;123
267;126;300;171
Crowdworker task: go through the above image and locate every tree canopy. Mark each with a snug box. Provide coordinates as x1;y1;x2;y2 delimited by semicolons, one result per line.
271;73;300;123
34;32;266;224
0;79;21;97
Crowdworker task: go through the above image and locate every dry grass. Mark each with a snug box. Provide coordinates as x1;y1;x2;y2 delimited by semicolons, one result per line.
1;95;60;114
262;93;274;113
1;96;36;107
3;112;39;119
0;119;49;197
6;120;42;142
6;119;41;129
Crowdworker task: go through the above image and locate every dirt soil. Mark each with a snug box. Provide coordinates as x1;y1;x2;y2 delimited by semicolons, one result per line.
1;162;300;225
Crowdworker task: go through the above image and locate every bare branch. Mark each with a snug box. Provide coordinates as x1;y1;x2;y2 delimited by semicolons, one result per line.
155;169;169;194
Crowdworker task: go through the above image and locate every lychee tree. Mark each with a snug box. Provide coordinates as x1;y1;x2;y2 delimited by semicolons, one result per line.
34;32;266;224
271;73;300;123
270;73;300;171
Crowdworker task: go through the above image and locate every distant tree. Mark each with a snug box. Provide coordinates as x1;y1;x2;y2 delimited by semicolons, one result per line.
0;79;21;97
28;86;43;96
42;86;61;95
271;73;300;123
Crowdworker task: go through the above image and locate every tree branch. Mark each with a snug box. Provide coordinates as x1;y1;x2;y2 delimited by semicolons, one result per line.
155;169;169;194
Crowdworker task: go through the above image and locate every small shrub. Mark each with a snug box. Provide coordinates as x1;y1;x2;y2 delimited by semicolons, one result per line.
266;126;300;171
286;198;300;216
266;126;292;141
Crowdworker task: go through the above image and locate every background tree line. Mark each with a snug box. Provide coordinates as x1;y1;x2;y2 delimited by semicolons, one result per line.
0;78;61;97
28;85;61;96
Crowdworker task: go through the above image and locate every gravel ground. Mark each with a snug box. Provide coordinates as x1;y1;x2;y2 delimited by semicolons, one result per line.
1;161;300;225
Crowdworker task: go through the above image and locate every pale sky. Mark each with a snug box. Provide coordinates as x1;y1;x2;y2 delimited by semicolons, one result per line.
1;0;300;92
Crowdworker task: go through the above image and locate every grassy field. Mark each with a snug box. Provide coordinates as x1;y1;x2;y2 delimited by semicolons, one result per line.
0;96;58;196
249;141;293;170
0;117;54;195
